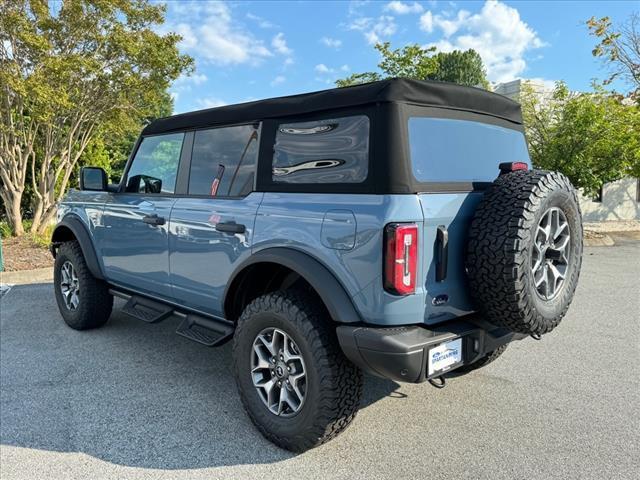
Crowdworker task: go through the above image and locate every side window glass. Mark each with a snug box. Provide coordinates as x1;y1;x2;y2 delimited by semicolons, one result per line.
273;115;369;183
189;125;259;197
126;133;184;194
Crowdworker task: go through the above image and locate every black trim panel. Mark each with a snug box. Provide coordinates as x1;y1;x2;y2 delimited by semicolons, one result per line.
337;317;526;383
175;131;194;195
224;247;361;324
50;216;104;280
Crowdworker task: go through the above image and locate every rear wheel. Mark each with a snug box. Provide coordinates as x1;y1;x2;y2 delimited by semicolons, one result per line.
232;290;363;452
54;241;113;330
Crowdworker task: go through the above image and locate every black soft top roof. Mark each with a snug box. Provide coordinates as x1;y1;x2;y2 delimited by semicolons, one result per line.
143;78;522;135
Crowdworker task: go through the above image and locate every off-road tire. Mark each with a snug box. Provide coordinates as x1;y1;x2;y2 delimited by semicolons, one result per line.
54;241;113;330
466;170;583;336
232;290;363;452
457;344;508;373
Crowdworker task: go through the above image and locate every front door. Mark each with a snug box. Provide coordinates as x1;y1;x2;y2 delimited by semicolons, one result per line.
169;123;261;316
100;132;185;298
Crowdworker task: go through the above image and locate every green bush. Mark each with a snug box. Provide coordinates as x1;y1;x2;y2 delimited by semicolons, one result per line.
29;224;55;248
0;221;11;238
0;219;53;248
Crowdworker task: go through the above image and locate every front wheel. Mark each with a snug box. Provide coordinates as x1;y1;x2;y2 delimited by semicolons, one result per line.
53;241;113;330
232;290;363;452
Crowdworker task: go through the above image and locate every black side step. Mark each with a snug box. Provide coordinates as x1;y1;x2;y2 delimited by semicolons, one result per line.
175;314;233;347
121;295;173;323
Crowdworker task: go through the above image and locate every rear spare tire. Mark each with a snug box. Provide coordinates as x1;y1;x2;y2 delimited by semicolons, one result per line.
466;170;583;336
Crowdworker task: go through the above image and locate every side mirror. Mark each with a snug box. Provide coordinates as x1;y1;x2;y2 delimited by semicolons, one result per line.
126;174;162;194
80;167;108;191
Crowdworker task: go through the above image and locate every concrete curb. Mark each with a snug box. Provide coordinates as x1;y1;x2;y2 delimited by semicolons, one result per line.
584;231;616;247
0;267;53;285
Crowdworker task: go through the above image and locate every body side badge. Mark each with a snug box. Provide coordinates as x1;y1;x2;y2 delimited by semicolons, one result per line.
432;294;449;306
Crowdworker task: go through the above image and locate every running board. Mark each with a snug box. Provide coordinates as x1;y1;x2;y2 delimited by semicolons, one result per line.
121;296;173;323
109;288;234;347
175;314;233;347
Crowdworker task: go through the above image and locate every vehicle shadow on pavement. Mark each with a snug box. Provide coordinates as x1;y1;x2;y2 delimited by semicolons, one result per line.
0;284;400;470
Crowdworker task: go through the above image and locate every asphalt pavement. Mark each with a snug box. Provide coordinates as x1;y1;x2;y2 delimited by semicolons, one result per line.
1;238;639;480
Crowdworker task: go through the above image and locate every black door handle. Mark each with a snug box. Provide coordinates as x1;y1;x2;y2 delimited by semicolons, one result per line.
435;225;448;282
215;222;246;234
142;214;165;226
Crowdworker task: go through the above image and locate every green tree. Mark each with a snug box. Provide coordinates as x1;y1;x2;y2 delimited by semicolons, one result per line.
0;0;193;235
587;14;639;100
520;82;640;198
431;50;489;89
336;42;488;89
78;89;174;185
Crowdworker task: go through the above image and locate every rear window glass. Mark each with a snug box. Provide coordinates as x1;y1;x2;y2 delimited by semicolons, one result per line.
408;117;530;183
273;115;369;183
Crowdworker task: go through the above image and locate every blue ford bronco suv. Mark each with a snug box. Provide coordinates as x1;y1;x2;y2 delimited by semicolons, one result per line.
51;79;583;451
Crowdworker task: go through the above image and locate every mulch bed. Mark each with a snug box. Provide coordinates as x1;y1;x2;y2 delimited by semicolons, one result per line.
1;236;53;272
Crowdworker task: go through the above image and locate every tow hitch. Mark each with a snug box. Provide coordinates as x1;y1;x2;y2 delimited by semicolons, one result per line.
428;376;446;389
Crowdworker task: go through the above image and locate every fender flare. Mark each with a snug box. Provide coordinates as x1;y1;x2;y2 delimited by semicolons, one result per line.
224;247;361;324
50;216;105;280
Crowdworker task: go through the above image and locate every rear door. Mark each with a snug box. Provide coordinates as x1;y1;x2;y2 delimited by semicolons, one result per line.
406;112;531;323
100;132;185;298
169;123;262;316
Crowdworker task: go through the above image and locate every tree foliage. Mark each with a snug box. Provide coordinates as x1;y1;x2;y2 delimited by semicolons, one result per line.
0;0;192;235
587;14;640;100
336;42;489;89
520;82;640;198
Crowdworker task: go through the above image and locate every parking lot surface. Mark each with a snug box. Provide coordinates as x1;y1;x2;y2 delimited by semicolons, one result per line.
1;238;639;480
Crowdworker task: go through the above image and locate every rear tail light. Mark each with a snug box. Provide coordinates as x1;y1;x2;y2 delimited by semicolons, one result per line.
384;223;418;296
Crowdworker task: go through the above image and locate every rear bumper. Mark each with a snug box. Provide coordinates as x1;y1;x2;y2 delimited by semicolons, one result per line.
336;317;526;383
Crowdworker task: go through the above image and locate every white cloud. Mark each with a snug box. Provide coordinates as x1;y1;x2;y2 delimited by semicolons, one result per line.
175;73;208;85
283;57;295;67
272;32;293;56
270;75;286;86
424;1;546;83
437;10;471;37
419;11;433;33
321;36;342;49
197;97;227;109
246;12;276;29
420;9;470;37
163;1;272;66
348;0;370;17
384;1;423;14
314;64;350;84
349;15;397;45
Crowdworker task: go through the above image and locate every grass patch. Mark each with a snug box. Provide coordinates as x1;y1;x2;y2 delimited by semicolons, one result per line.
0;220;54;249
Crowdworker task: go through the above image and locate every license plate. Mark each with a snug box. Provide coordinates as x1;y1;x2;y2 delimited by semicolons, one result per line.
428;338;463;376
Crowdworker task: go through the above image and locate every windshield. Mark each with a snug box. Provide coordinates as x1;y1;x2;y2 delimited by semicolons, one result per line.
408;117;530;183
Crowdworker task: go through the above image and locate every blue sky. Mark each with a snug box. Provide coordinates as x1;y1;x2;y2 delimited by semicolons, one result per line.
162;0;638;114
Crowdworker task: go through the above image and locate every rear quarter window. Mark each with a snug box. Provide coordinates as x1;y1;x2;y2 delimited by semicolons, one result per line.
408;117;530;183
272;115;369;183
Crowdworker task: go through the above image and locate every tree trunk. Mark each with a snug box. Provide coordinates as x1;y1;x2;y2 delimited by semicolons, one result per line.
35;207;57;235
0;189;24;236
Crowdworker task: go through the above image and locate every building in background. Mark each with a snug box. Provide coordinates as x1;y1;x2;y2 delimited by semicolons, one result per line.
493;79;554;102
